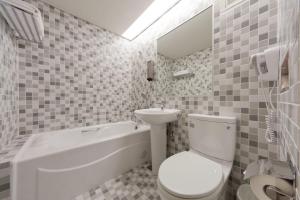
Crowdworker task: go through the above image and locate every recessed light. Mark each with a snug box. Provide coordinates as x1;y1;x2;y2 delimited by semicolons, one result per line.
122;0;181;41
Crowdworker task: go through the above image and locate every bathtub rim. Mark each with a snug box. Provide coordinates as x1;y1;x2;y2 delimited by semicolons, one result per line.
13;121;150;164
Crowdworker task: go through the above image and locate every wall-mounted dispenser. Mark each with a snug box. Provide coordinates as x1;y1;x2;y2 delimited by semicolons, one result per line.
147;60;155;81
0;0;44;42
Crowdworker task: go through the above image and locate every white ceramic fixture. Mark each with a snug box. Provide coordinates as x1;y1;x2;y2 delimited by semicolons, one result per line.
12;121;150;200
157;114;236;200
135;108;181;174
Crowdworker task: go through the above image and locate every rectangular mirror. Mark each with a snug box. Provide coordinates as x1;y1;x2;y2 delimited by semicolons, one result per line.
153;6;213;97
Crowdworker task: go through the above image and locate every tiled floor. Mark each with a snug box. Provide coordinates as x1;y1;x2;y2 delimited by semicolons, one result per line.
74;163;160;200
4;163;231;200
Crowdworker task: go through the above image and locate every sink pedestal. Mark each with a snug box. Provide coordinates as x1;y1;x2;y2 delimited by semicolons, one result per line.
134;108;181;175
150;124;167;175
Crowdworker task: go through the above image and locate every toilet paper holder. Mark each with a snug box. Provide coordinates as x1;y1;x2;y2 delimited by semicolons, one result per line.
264;185;294;200
243;158;295;181
250;175;295;200
244;159;296;200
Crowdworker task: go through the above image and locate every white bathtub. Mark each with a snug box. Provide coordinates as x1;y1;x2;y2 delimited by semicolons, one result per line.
11;121;151;200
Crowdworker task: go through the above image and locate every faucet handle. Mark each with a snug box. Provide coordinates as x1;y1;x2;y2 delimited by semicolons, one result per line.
134;123;139;130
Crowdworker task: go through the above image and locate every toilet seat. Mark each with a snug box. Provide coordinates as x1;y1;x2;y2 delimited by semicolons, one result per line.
158;151;224;199
157;179;224;200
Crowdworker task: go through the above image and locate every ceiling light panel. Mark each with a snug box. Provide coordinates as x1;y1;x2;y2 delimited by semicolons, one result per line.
122;0;181;40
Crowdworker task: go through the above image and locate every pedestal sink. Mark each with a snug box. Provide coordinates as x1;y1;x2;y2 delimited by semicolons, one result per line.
134;108;181;174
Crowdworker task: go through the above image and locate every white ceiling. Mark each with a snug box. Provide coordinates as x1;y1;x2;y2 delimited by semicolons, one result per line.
41;0;154;37
157;7;212;59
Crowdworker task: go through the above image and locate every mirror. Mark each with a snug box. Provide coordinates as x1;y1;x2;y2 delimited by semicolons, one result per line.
153;6;213;97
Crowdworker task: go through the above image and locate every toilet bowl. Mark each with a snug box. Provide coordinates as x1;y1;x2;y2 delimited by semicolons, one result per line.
157;114;236;200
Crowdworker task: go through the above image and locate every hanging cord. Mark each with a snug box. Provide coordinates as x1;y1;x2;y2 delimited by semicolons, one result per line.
261;81;278;143
269;84;276;111
258;73;278;143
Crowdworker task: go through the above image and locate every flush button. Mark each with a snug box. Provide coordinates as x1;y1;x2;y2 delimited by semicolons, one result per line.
226;126;231;130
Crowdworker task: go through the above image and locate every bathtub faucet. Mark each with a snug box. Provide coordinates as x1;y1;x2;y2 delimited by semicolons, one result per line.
134;123;139;130
160;102;166;110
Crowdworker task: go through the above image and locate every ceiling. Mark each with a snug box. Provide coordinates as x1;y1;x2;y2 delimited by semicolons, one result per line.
41;0;154;37
157;7;212;59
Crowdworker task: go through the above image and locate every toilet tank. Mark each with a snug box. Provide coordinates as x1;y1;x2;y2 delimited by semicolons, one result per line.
188;114;236;162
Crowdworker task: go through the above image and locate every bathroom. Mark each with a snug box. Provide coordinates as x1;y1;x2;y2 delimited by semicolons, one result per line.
0;0;299;199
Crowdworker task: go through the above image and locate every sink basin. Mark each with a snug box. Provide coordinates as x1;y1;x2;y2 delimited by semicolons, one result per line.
134;108;181;124
135;108;181;175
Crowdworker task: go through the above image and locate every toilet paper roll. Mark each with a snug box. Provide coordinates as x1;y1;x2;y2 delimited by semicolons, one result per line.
250;175;294;200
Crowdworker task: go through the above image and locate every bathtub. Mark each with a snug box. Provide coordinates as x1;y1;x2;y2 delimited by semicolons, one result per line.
11;121;151;200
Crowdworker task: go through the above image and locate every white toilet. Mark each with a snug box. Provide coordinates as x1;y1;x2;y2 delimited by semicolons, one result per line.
157;114;236;200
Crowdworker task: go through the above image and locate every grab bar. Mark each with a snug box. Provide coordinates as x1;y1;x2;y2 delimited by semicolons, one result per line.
81;128;101;134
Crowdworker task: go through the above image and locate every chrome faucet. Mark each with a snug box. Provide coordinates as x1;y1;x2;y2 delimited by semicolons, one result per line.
160;102;166;110
134;123;139;130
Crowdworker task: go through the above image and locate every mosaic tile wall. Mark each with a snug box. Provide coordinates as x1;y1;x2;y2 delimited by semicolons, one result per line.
147;0;280;197
18;0;134;135
0;16;18;150
277;0;300;199
212;0;279;195
152;54;173;98
0;15;18;199
153;48;212;97
130;40;155;113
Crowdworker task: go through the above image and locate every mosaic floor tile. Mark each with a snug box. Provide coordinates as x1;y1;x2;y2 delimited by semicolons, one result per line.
74;163;160;200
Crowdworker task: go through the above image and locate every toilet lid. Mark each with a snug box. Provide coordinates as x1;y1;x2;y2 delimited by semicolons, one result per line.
158;151;223;199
